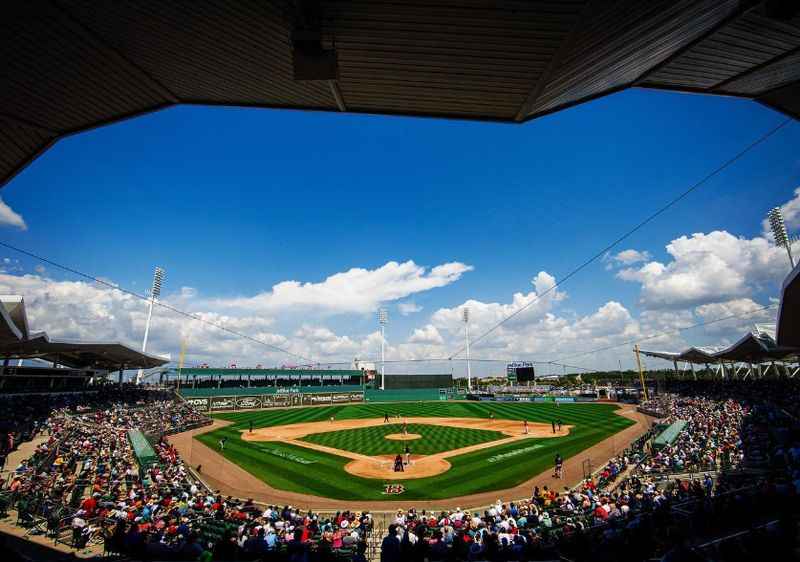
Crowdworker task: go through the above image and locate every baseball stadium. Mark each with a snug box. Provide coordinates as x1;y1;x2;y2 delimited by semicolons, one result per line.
3;2;800;562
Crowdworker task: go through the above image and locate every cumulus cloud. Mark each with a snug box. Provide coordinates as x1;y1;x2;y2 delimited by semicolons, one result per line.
604;249;651;269
617;230;791;309
431;271;566;340
398;301;422;315
0;199;27;230
216;260;472;315
694;298;777;335
408;324;444;345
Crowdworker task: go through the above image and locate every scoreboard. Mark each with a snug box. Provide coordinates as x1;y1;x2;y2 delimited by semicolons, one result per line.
507;362;535;383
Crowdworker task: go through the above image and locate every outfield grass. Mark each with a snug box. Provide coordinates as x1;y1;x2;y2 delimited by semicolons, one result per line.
300;423;507;456
196;401;634;501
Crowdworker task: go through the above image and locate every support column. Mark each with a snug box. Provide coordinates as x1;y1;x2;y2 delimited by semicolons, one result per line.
634;345;648;401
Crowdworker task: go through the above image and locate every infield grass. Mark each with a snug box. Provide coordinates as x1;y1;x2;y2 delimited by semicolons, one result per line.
301;423;507;456
196;401;634;501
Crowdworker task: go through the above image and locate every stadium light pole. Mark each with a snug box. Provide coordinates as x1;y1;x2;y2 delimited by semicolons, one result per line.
463;307;472;392
136;266;164;385
378;308;388;391
768;207;795;268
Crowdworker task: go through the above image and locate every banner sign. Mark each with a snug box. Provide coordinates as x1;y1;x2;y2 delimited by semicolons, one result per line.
275;387;302;394
236;396;263;409
184;390;365;412
210;396;237;411
305;393;332;405
185;397;210;412
555;397;575;403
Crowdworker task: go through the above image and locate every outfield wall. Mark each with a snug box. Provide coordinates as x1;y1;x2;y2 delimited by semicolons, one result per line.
179;386;459;404
183;390;366;412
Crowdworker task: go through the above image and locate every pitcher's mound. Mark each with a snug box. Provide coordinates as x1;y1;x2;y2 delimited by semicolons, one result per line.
384;433;422;441
345;455;450;479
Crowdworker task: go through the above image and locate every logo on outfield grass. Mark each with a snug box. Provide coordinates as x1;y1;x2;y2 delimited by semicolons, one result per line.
487;444;544;464
265;448;316;465
382;484;405;495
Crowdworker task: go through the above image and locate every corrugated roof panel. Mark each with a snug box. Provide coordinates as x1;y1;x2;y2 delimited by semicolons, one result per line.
332;1;585;120
61;0;335;108
0;118;55;186
644;11;800;90
526;0;740;116
0;2;169;133
721;49;800;95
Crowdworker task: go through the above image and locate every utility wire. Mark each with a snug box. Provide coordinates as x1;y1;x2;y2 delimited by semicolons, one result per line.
447;117;793;359
0;241;317;364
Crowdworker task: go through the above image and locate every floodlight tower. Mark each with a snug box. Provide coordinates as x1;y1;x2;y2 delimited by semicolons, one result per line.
463;307;472;392
136;266;165;385
768;207;795;268
378;308;388;390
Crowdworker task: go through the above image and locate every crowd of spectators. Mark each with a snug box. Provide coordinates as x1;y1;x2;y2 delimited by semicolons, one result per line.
0;379;799;561
379;381;800;562
637;395;746;474
0;387;372;561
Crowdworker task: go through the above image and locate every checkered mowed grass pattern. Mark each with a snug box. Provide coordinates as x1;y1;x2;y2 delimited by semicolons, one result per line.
200;402;635;501
300;423;507;456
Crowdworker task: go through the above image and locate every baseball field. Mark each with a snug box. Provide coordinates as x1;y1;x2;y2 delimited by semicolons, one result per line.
193;401;637;501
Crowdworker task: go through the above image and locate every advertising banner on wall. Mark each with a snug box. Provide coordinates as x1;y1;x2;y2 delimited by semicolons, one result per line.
210;396;238;411
306;393;332;405
184;397;210;412
236;395;263;409
272;394;291;407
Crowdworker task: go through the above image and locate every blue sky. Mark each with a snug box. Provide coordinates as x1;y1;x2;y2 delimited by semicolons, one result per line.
0;88;798;374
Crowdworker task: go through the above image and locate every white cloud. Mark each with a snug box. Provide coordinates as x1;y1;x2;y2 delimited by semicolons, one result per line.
398;301;422;315
431;271;566;341
408;324;444;345
0;199;27;230
694;298;777;336
604;249;651;269
617;230;791;309
215;260;472;315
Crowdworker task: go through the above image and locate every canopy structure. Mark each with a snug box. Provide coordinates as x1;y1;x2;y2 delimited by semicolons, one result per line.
777;261;800;348
640;347;719;364
3;1;800;187
0;295;168;371
641;330;799;366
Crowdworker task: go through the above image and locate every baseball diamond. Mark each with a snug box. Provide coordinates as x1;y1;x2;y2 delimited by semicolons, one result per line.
193;401;636;502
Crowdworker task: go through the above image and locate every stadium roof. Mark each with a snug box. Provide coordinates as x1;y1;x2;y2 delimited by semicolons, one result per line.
777;261;800;348
3;1;800;187
640;347;719;364
0;296;168;370
641;325;800;365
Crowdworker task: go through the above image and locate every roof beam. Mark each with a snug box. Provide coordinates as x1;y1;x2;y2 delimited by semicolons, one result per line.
328;80;347;111
514;0;597;122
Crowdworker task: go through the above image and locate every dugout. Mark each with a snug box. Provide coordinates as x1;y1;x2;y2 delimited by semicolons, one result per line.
127;429;158;474
379;373;453;390
653;420;688;450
